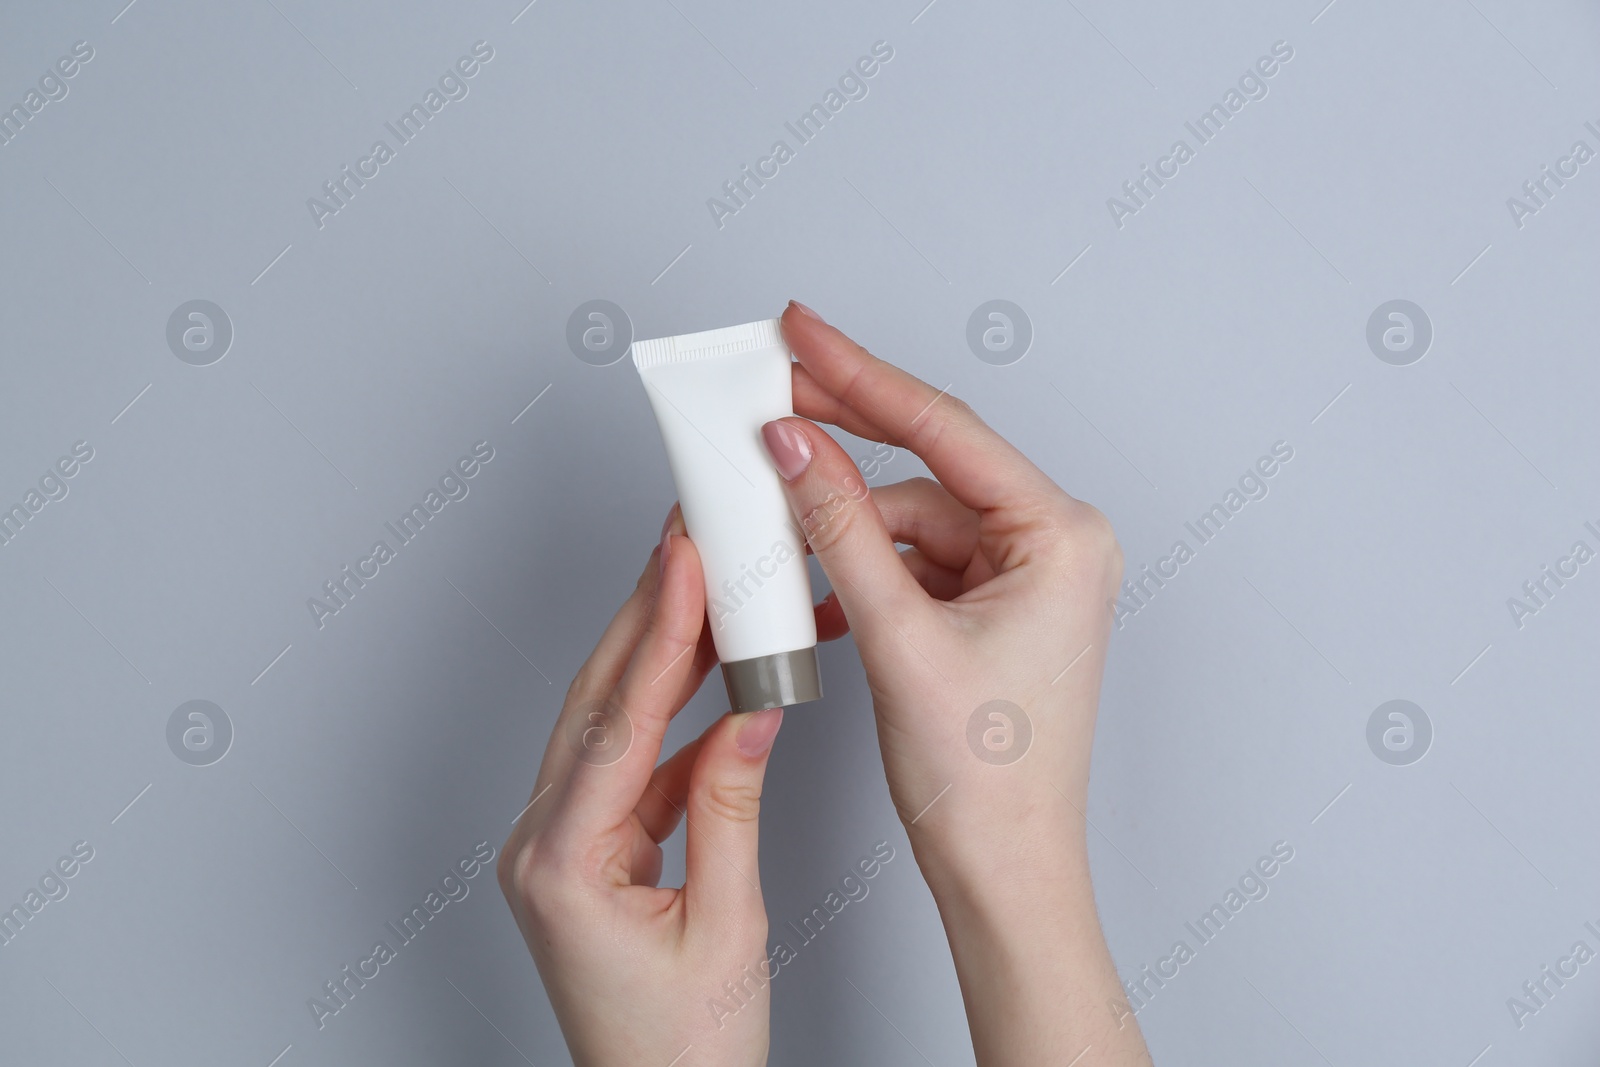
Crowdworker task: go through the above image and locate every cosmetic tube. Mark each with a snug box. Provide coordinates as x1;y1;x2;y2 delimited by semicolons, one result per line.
632;318;822;712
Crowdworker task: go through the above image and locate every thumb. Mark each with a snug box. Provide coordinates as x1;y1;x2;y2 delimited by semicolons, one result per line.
760;417;928;643
683;707;784;925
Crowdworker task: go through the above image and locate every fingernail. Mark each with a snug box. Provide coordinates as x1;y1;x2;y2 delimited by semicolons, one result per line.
736;707;784;757
789;300;824;324
761;420;813;481
659;505;681;576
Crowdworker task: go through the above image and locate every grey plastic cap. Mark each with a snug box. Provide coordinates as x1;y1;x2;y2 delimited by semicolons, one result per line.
720;647;822;712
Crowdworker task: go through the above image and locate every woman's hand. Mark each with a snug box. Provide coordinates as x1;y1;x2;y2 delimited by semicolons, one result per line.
497;510;783;1067
761;301;1151;1065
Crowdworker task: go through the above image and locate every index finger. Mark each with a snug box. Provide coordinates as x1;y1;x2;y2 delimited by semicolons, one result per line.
780;302;1063;515
558;526;711;837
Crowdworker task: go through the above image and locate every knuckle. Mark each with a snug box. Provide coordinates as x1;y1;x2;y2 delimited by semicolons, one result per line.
1061;504;1123;582
1106;529;1126;584
1080;504;1121;561
907;394;973;453
562;672;592;711
566;655;622;709
497;840;537;901
891;476;943;512
800;489;863;555
942;393;979;423
1024;499;1122;580
700;779;764;824
499;835;581;920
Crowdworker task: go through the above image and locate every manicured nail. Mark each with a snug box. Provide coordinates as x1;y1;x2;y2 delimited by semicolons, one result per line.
789;300;824;324
659;528;672;577
736;707;784;756
761;420;813;481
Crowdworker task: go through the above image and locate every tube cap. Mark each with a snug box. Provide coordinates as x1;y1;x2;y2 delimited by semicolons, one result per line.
720;647;822;712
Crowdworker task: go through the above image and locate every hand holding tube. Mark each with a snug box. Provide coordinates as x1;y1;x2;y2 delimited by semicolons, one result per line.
497;511;781;1067
761;301;1152;1065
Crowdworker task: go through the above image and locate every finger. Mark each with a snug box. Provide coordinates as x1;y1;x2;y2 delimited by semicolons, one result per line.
793;362;891;443
563;523;710;833
567;504;680;702
797;476;979;568
635;733;705;844
814;551;964;620
780;302;1062;515
760;417;929;643
666;623;719;713
870;477;982;572
532;568;720;852
899;546;966;601
815;591;850;642
629;834;665;888
683;708;783;924
525;538;664;813
530;507;682;804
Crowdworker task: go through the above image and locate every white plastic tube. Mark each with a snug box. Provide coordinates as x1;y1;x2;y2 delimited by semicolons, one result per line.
632;318;822;711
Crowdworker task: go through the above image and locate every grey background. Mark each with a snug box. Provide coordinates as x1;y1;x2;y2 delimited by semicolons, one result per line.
2;0;1597;1064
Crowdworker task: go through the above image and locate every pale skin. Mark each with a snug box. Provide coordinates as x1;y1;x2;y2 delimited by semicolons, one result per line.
498;302;1153;1065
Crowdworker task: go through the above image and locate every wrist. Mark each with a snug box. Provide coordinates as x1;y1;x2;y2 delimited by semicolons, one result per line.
902;781;1093;913
902;793;1141;1064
